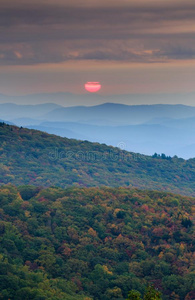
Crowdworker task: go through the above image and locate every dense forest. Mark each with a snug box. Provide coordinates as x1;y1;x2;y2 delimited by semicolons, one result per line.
0;185;194;299
0;123;195;196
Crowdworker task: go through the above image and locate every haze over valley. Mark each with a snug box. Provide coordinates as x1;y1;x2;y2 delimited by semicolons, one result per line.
1;101;195;159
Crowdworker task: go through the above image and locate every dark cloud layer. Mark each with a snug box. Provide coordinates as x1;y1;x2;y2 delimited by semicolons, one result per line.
0;0;195;65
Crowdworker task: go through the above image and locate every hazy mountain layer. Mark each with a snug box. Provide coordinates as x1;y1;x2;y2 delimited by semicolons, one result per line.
0;91;195;106
1;103;195;125
1;103;195;159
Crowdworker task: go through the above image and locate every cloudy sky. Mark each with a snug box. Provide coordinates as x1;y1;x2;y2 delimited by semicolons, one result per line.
1;0;195;102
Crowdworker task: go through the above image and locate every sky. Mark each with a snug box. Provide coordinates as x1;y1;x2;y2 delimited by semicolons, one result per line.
0;0;195;104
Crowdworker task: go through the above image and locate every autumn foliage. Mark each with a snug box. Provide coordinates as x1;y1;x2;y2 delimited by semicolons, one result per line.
0;185;194;299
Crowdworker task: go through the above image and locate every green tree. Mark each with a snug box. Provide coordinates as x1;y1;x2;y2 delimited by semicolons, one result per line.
127;289;142;299
127;286;162;300
143;285;162;300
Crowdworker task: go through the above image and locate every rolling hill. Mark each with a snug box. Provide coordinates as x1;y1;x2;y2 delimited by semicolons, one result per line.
0;123;194;196
26;119;195;159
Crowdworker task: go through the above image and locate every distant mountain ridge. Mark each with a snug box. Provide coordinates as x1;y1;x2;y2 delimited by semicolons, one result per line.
44;103;195;125
1;102;195;125
0;103;62;120
1;103;195;159
0;123;194;196
0;91;195;106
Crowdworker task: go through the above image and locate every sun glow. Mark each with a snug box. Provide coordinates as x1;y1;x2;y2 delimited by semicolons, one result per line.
85;82;101;93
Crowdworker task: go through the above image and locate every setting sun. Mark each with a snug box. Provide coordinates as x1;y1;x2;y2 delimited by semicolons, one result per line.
85;82;101;93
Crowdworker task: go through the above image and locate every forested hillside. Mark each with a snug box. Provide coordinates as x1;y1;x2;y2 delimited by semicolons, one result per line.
0;185;194;299
0;123;194;196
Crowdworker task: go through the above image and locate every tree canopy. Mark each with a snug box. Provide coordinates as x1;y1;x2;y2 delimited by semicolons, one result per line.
0;185;194;299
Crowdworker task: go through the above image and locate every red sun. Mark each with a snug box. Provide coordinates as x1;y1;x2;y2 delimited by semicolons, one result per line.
85;82;101;93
